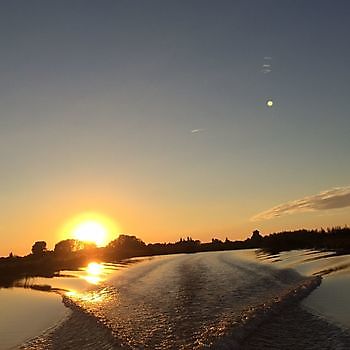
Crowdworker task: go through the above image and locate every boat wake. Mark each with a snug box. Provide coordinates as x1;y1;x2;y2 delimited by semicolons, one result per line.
20;251;350;349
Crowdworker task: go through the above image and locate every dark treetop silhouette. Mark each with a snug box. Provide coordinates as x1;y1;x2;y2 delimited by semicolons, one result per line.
1;227;350;286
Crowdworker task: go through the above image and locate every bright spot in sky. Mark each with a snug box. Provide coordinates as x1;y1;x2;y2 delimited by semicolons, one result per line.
61;212;120;246
73;221;107;246
266;99;274;107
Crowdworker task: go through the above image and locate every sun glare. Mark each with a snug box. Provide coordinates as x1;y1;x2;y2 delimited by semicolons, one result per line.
86;262;103;275
61;212;119;247
83;262;105;285
73;221;107;246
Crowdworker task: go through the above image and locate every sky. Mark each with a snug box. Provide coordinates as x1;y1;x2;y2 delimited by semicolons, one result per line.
1;0;350;256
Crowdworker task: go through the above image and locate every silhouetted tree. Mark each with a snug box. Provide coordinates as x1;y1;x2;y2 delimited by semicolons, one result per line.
31;241;47;255
107;234;146;259
251;230;262;240
54;239;82;255
82;242;97;250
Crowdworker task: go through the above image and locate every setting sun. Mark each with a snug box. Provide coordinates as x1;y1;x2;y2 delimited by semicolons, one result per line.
73;221;107;246
61;212;119;247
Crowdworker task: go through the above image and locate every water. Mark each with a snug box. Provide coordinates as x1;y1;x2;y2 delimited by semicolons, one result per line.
246;250;350;349
0;288;67;349
66;252;313;349
257;249;350;329
22;251;322;349
3;250;350;349
0;262;124;349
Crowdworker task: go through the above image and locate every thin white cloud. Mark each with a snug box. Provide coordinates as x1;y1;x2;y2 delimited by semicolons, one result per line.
251;186;350;221
264;56;273;60
191;128;205;134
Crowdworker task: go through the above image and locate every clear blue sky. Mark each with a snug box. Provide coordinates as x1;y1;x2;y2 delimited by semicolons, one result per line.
1;0;350;255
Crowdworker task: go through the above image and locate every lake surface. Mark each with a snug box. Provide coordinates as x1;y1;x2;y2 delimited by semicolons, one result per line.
0;262;125;349
257;249;350;329
1;250;350;349
0;288;67;349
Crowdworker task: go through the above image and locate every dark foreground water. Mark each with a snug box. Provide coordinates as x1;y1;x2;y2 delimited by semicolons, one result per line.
17;250;350;350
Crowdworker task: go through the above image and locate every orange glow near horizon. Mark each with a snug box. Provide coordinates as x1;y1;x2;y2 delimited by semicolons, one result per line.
61;212;120;247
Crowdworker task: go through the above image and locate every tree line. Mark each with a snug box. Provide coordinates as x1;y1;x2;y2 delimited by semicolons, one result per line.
1;226;350;286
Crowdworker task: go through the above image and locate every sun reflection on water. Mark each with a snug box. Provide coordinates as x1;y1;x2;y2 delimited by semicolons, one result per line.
82;262;105;285
66;289;106;303
86;262;104;276
65;262;109;303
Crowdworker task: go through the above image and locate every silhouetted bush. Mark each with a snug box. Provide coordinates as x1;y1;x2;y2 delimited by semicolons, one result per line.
31;241;47;256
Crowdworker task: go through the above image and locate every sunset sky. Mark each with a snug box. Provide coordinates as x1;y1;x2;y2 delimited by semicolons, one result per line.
1;1;350;256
